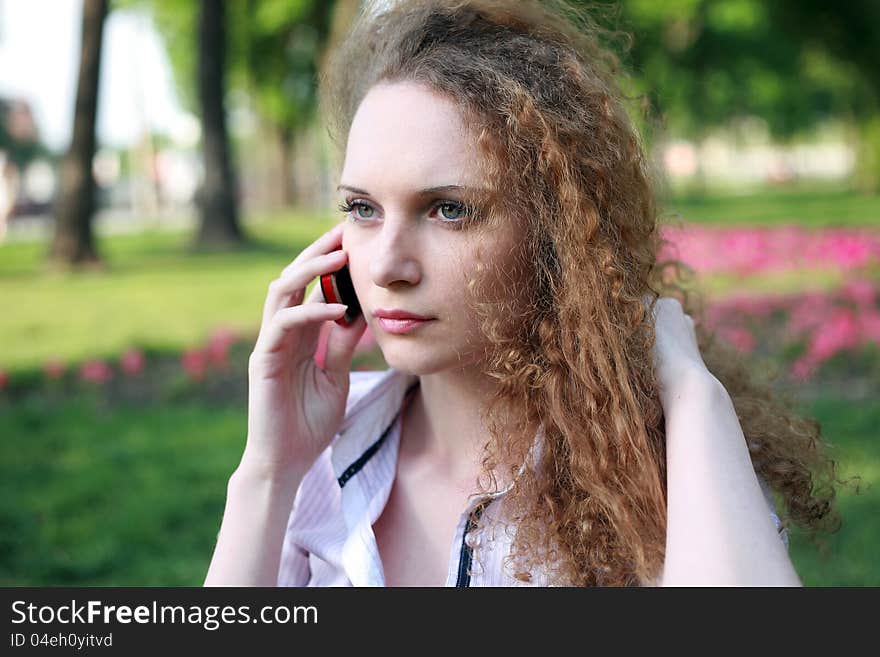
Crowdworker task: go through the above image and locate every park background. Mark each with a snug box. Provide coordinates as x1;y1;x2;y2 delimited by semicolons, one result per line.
0;0;877;585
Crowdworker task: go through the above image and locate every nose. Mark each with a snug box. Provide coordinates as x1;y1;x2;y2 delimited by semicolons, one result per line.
368;215;422;288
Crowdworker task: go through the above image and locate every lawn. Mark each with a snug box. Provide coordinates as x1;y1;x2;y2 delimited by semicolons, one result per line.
663;182;880;227
0;386;874;586
1;211;340;375
784;396;880;586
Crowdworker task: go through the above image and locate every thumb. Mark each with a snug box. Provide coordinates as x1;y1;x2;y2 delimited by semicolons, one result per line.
322;311;369;379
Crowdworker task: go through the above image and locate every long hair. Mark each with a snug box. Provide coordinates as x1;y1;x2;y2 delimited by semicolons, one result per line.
318;0;847;585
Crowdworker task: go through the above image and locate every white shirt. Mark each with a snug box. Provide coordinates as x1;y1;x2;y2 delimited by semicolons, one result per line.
276;367;788;587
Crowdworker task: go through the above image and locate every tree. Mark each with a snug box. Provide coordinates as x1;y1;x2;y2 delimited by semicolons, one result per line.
233;0;338;206
767;0;880;193
48;0;109;270
580;0;876;191
149;0;342;210
191;0;243;250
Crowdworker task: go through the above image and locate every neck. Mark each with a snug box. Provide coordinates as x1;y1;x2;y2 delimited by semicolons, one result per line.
399;367;529;489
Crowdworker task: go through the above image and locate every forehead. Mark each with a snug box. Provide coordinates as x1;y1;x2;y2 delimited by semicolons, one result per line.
342;81;484;189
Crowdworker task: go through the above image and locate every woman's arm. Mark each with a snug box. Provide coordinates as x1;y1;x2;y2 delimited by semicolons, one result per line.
204;457;304;586
660;369;802;586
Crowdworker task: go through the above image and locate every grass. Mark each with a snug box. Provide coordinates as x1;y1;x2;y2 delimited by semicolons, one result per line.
1;211;339;375
0;387;875;585
0;393;243;585
785;395;880;586
662;182;880;227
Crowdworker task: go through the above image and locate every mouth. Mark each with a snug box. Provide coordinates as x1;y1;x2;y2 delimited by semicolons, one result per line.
375;316;434;334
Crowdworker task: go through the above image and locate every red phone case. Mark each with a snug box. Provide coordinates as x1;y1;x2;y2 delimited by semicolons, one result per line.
319;250;362;326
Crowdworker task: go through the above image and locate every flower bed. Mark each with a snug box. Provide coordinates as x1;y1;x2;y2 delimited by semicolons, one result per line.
660;225;880;274
2;225;878;400
0;323;382;404
702;278;880;386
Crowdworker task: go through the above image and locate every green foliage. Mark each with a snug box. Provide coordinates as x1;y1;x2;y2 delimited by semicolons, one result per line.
234;0;334;137
582;0;863;140
137;0;334;141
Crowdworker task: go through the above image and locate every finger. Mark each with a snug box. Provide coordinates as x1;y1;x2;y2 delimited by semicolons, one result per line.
322;312;369;381
254;302;348;356
280;222;345;277
303;278;327;305
262;250;348;324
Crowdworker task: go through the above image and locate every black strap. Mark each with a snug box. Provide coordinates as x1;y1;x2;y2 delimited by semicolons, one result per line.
337;379;420;488
454;496;493;587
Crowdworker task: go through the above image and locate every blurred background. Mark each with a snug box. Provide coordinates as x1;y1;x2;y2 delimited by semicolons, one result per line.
0;0;877;585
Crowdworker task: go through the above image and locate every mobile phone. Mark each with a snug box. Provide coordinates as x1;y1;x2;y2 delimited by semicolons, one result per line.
319;249;362;326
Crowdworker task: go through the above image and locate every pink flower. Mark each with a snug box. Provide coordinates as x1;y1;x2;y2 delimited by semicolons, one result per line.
659;225;880;275
206;327;237;369
181;349;208;380
79;359;113;384
209;326;238;348
790;356;817;381
841;279;877;308
858;309;880;342
718;326;756;353
206;341;230;368
805;308;860;362
120;348;145;376
43;358;66;379
0;369;8;390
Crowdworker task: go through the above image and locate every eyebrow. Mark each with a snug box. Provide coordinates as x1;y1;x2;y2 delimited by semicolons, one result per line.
336;183;488;197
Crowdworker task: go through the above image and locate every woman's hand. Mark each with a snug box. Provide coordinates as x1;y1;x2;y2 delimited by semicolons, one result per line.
644;295;713;408
243;222;368;479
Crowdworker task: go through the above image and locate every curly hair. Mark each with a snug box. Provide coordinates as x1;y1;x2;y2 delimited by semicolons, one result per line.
318;0;849;586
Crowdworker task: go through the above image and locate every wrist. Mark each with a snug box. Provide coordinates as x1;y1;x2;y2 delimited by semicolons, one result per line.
660;366;722;411
234;448;308;489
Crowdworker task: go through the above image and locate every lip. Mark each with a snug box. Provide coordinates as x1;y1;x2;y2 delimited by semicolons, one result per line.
373;308;433;320
376;317;434;334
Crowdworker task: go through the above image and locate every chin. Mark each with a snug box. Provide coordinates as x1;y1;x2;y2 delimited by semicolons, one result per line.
380;345;480;376
380;350;443;376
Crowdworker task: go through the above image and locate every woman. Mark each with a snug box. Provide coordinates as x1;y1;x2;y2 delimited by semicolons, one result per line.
205;0;842;587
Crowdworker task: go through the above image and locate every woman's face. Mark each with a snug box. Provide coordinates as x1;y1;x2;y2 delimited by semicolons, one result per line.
340;80;520;374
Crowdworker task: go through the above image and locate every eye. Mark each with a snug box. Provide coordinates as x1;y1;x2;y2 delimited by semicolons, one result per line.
352;202;374;219
337;197;474;229
437;202;464;221
337;200;375;220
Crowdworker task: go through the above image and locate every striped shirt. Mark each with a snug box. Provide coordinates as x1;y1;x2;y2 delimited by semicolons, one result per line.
276;367;788;587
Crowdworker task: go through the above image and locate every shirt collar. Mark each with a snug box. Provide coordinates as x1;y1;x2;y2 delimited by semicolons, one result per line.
330;367;544;498
330;367;420;486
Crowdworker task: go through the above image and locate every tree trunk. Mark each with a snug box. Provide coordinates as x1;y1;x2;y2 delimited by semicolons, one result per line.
192;0;243;250
48;0;108;270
